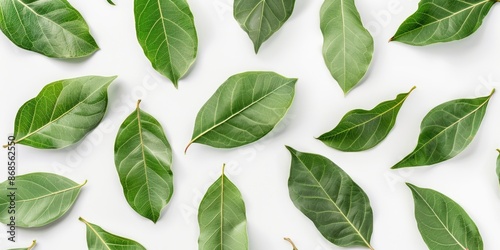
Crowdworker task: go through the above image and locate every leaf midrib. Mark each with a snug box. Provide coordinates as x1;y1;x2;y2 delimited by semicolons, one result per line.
393;0;491;40
219;175;225;249
154;0;176;83
136;107;156;221
189;80;293;146
0;180;85;205
292;151;373;249
12;0;95;47
399;96;490;165
83;220;112;250
15;82;107;144
410;186;467;250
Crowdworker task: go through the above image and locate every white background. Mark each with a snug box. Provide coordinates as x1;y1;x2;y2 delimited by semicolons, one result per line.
1;0;500;249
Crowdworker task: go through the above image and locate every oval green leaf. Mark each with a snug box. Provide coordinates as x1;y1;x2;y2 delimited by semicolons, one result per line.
0;172;85;228
234;0;296;53
198;165;248;250
321;0;373;94
407;183;483;250
8;240;36;250
318;86;415;151
12;75;116;149
114;100;173;223
186;71;296;152
286;147;374;249
0;0;99;58
391;0;495;45
392;90;494;169
134;0;198;87
79;217;147;250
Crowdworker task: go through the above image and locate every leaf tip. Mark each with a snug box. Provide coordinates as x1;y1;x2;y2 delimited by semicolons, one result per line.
284;145;294;152
81;179;88;187
78;217;86;223
409;86;417;93
222;163;226;174
496;149;500;154
489;88;495;97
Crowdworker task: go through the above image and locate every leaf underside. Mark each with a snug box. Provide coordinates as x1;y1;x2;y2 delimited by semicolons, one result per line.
320;0;374;94
134;0;198;87
234;0;296;53
0;172;85;228
114;101;174;223
80;218;147;250
391;0;495;45
198;168;248;250
407;183;483;250
392;92;493;169
0;0;99;58
287;147;374;249
318;87;414;151
13;75;116;149
187;71;296;151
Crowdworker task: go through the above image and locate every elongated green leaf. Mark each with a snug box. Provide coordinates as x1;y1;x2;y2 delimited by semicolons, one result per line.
234;0;296;53
80;217;147;250
0;0;98;58
135;0;197;87
407;183;483;250
286;147;374;249
318;86;415;151
8;240;36;250
0;172;85;228
392;90;494;169
391;0;495;45
186;71;296;152
198;165;248;250
12;75;116;149
496;149;500;186
321;0;373;94
114;100;173;223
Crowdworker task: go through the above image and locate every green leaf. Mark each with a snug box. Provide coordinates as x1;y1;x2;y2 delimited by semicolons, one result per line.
198;165;248;250
392;90;494;169
134;0;198;87
0;172;85;228
233;0;296;53
0;0;99;58
407;183;483;250
391;0;495;45
186;71;296;152
8;240;36;250
286;147;374;249
496;149;500;186
107;0;115;5
114;100;173;223
79;217;147;250
318;86;415;151
320;0;374;94
12;75;116;149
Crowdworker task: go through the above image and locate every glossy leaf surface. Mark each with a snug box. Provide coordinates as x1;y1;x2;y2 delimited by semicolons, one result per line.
407;183;483;250
13;76;116;149
187;71;296;152
318;87;415;151
114;100;173;223
0;173;85;227
80;218;147;250
287;147;374;249
393;91;493;169
234;0;295;52
320;0;374;94
135;0;198;87
198;165;248;250
0;0;98;58
391;0;495;45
